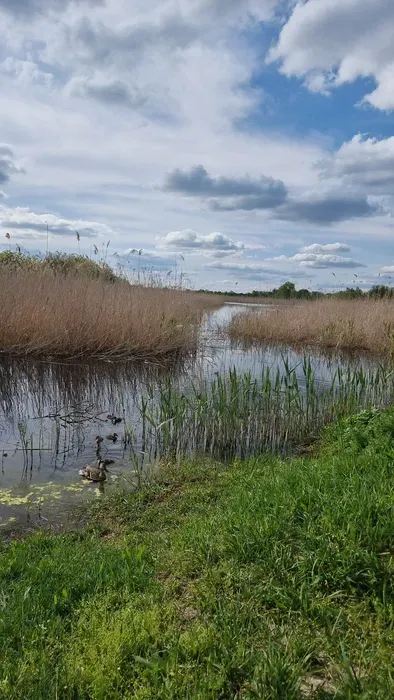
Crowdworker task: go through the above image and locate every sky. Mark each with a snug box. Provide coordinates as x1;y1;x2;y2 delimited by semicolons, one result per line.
1;0;394;292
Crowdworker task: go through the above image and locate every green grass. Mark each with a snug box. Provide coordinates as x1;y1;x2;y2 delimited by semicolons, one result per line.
2;410;394;697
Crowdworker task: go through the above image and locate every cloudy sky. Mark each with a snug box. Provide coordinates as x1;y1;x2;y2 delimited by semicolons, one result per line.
1;0;394;291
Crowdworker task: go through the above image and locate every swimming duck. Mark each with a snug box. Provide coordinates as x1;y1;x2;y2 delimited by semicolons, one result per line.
95;436;104;450
106;433;118;442
79;460;107;482
107;413;122;425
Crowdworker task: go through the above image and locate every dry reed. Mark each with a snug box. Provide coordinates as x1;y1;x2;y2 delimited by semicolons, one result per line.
228;298;394;355
0;270;218;361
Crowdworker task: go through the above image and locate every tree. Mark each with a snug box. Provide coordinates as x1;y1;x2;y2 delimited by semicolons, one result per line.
297;288;311;299
369;285;393;299
276;281;296;299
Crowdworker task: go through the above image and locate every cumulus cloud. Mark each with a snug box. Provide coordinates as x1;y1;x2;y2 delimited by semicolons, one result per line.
379;266;394;275
0;145;25;185
157;229;245;252
0;0;277;141
320;135;394;194
163;166;382;223
162;165;288;210
279;253;364;269
268;0;394;110
42;0;275;65
205;260;309;280
299;242;351;254
275;189;381;224
35;0;275;120
0;205;112;238
156;230;267;259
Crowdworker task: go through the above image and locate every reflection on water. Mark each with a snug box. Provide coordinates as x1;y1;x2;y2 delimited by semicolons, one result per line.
0;303;383;527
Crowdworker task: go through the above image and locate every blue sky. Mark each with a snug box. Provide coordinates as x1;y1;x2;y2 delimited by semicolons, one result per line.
0;0;393;292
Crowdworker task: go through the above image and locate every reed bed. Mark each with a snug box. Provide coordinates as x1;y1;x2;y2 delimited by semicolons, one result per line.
228;298;394;354
0;269;218;361
126;359;394;462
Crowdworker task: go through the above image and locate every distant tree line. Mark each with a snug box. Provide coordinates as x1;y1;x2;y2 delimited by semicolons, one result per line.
196;281;394;300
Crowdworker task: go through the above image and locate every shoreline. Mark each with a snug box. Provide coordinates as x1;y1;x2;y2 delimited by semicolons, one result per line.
1;408;394;696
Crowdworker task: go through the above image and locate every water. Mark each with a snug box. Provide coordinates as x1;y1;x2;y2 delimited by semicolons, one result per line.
0;303;381;528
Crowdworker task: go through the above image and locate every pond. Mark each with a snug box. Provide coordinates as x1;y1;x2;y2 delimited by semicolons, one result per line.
0;302;385;529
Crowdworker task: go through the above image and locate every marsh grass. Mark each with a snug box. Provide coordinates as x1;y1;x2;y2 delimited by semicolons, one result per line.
127;359;394;462
229;298;394;355
0;250;120;283
2;409;394;697
0;269;218;361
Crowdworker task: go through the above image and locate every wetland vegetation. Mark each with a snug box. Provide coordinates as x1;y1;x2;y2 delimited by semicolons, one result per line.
0;252;219;362
1;263;394;697
229;298;394;356
2;409;394;697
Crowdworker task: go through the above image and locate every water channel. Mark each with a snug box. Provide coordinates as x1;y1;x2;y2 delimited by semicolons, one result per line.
0;303;380;530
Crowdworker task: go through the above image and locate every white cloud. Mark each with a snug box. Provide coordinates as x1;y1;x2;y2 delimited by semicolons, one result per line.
0;0;392;292
293;253;364;269
157;230;245;252
0;205;113;239
379;266;394;275
320;135;394;194
299;242;351;254
268;0;394;110
266;252;364;269
205;260;309;279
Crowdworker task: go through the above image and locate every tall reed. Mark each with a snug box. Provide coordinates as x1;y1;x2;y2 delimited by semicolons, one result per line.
126;359;394;462
228;298;394;355
0;269;217;361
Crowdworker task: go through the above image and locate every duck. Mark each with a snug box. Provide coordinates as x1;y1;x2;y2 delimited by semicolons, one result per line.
112;417;122;425
100;458;115;467
79;460;107;482
95;435;104;450
106;432;118;442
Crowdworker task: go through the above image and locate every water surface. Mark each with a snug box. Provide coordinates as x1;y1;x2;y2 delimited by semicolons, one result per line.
0;303;381;528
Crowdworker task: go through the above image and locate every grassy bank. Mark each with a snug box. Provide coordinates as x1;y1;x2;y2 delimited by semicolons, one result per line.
229;298;394;355
2;409;394;697
0;268;219;361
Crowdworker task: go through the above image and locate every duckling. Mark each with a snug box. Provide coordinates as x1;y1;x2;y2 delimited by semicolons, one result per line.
95;435;104;450
106;432;118;442
112;416;122;425
79;460;107;482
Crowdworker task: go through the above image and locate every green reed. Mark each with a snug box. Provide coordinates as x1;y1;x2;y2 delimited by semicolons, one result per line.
127;357;394;462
